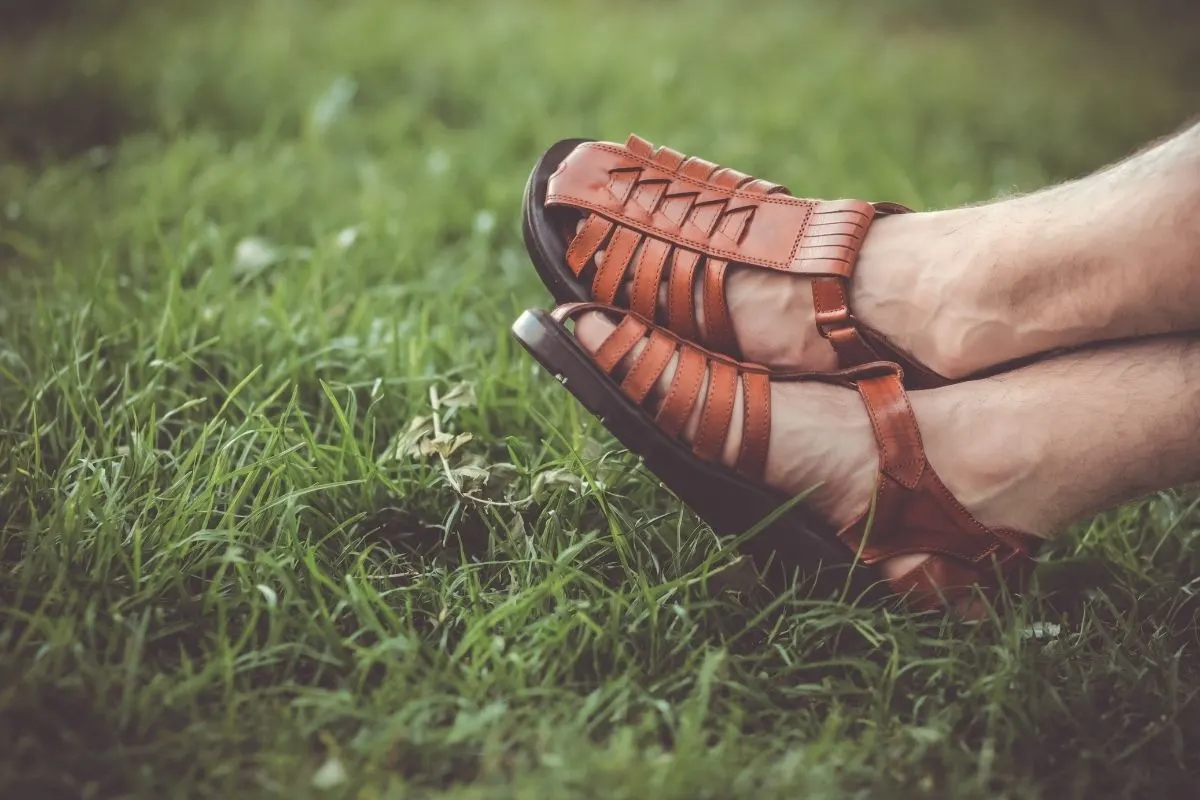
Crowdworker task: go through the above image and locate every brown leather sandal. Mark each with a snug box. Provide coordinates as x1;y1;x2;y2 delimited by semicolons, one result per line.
512;302;1041;611
522;134;949;389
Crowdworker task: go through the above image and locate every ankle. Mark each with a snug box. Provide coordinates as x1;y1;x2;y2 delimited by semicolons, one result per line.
852;210;988;379
765;383;877;526
911;385;1052;537
855;205;1057;380
725;267;839;371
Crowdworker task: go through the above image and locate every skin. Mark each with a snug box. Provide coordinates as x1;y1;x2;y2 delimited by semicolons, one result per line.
724;119;1200;376
569;120;1200;609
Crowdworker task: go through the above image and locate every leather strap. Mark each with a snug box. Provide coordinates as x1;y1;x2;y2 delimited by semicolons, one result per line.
592;315;647;372
811;276;882;366
735;371;771;478
657;346;707;438
555;302;770;482
591;226;641;304
701;259;739;357
621;330;675;403
839;369;1040;609
665;249;701;341
567;215;613;275
692;360;738;463
628;237;671;320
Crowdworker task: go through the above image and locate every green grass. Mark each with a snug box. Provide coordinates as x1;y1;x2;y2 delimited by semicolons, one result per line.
2;1;1200;797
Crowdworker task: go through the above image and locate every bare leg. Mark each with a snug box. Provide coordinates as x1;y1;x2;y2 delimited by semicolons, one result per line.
573;313;1200;596
708;119;1200;375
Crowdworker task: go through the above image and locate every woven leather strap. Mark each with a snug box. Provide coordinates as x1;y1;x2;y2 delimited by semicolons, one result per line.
546;134;910;371
552;302;771;480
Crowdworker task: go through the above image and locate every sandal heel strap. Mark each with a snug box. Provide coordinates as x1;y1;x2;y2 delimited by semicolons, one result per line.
891;537;1040;611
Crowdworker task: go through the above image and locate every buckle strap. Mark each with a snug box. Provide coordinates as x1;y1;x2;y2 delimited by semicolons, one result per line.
839;371;1040;586
890;541;1039;611
811;275;883;368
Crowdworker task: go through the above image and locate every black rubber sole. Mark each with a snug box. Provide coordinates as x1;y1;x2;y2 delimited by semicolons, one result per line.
522;138;598;305
512;308;888;602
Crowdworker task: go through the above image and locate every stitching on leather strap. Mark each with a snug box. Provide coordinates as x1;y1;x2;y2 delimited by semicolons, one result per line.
666;248;700;340
628;237;671;320
620;331;676;404
827;327;882;372
701;259;737;355
856;374;924;489
811;277;850;328
591;226;642;304
656;345;706;438
692;360;737;462
566;215;613;275
735;370;771;480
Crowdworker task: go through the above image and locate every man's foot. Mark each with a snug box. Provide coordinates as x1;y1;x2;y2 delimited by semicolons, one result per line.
572;311;1054;612
548;125;1200;384
538;135;960;385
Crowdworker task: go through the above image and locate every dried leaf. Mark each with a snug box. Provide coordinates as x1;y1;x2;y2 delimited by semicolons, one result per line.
1021;622;1063;640
437;381;477;410
487;462;520;484
334;225;361;250
532;468;582;503
473;210;496;235
379;415;433;463
310;75;357;130
418;431;473;458
311;755;347;789
232;236;281;277
450;464;492;489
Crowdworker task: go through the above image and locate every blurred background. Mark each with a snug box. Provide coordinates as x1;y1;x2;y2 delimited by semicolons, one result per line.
2;0;1197;178
2;0;1197;359
2;0;1197;317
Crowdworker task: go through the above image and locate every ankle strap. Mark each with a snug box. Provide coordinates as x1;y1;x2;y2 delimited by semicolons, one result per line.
841;371;1041;608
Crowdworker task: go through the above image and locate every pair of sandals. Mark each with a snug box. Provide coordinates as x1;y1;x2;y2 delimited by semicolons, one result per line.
512;134;1040;612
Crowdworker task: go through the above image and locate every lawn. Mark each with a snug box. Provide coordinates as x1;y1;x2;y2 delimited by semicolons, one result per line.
2;1;1200;797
